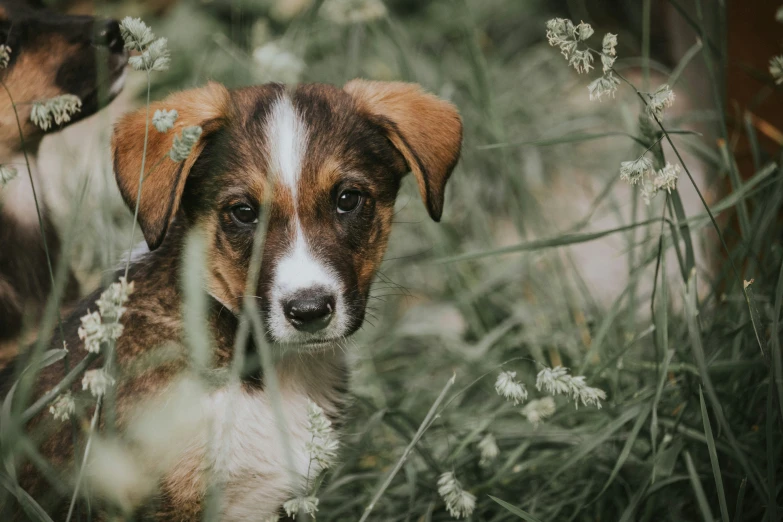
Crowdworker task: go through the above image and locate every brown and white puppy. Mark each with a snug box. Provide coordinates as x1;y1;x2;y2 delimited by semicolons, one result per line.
0;0;127;347
9;80;461;519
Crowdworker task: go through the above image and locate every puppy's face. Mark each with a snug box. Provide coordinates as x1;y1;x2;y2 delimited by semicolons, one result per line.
0;0;128;148
113;82;462;346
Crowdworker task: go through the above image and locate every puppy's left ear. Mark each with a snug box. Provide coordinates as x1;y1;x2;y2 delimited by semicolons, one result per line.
112;82;231;250
344;80;462;221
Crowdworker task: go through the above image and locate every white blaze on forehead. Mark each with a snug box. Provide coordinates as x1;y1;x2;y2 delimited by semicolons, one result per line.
265;94;308;198
264;93;350;341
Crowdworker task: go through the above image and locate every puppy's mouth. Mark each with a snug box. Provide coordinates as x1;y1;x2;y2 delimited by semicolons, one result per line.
279;338;346;352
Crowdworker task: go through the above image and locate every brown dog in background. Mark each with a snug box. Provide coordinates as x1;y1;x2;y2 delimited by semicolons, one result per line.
0;0;128;355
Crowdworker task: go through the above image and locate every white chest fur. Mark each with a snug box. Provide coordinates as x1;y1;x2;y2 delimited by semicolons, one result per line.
162;351;347;521
207;384;318;517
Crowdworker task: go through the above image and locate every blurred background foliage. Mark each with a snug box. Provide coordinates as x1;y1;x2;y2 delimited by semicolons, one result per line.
27;0;783;520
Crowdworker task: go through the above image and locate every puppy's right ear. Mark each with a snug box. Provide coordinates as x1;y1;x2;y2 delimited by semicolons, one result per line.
112;82;230;250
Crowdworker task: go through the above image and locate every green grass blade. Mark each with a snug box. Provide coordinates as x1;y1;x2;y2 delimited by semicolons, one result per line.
358;374;456;522
765;377;778;522
547;406;641;485
597;403;652;497
742;280;768;363
651;244;671;481
685;275;767;500
733;477;747;522
668;189;695;279
489;495;545;522
437;162;776;266
699;387;730;522
0;471;54;522
684;450;715;522
477;131;648;150
617;476;651;522
771;258;783;423
669;39;704;87
718;141;750;241
435;219;662;264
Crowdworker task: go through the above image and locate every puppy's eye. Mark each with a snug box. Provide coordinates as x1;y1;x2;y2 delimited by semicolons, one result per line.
337;190;363;213
230;204;258;224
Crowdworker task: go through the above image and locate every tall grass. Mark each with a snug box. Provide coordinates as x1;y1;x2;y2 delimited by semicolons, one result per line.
1;0;781;520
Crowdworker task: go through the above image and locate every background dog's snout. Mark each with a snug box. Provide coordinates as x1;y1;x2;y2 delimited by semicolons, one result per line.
283;290;335;333
94;19;124;54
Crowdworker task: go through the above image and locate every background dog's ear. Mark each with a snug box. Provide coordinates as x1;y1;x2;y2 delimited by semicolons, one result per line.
344;80;462;222
112;82;230;250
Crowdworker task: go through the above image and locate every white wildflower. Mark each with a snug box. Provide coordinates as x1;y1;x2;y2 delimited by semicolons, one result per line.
646;84;675;119
521;396;556;426
152;109;178;133
306;399;339;469
119;17;155;52
49;392;75;422
81;369;115;398
96;277;134;322
574;21;594;41
770;56;783;85
568;49;593;74
252;42;305;84
546;18;596;74
49;95;82;125
283;496;319;517
437;472;476;519
78;278;134;352
30;95;82;131
588;72;620;101
536;366;606;409
0;45;10;69
602;33;618;56
494;371;528;405
639;179;657;205
129;37;170;72
321;0;387;25
0;165;18;186
654;162;680;194
78;311;105;353
601;52;616;73
478;432;499;467
619;156;653;185
169;126;203;162
30;103;50;130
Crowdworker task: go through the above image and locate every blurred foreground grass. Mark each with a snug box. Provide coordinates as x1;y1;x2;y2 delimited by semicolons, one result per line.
6;0;783;520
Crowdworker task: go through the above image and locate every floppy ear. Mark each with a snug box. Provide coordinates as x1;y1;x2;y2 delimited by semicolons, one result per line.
112;82;231;250
343;80;462;221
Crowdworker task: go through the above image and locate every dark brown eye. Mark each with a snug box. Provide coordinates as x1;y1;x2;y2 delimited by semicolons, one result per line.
230;204;258;224
337;190;362;213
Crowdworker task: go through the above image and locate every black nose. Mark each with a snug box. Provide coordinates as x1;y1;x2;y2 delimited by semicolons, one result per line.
95;19;124;54
283;291;335;333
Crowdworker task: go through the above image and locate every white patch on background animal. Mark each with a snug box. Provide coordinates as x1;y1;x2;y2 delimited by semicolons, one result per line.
109;67;128;98
269;224;346;342
265;94;308;198
0;158;39;228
